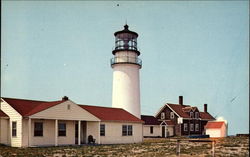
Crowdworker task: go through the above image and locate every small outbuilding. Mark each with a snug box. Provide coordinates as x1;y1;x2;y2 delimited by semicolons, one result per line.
205;121;227;137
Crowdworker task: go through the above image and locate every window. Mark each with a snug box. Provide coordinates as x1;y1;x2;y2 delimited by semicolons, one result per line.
122;125;133;136
195;124;199;131
128;125;133;136
58;123;66;136
170;112;175;119
150;126;154;134
100;124;105;136
12;121;17;137
67;104;71;110
190;123;194;131
122;125;127;136
34;122;43;136
184;123;188;131
195;112;199;119
161;112;165;120
190;112;194;118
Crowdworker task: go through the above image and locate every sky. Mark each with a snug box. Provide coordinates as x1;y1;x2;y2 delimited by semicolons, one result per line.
1;1;249;135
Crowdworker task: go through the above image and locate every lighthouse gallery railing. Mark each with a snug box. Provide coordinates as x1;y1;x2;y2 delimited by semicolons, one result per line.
110;56;142;66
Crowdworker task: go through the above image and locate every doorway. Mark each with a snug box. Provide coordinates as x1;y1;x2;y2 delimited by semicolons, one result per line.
162;126;165;138
75;121;87;144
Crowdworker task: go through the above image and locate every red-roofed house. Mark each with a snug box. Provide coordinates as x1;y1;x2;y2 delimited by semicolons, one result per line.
141;96;215;137
205;121;227;137
0;97;143;147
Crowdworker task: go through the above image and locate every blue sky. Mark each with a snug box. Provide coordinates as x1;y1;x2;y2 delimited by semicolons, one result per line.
1;1;249;135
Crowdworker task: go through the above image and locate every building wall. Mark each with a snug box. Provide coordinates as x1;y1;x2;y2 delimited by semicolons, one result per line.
100;122;143;144
28;119;76;146
86;121;100;144
143;125;161;137
206;129;221;137
57;120;75;145
31;119;56;146
112;59;141;118
1;100;22;147
221;124;227;137
0;118;9;145
167;126;174;136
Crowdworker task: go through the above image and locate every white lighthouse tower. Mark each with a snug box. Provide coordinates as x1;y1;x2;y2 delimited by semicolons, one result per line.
111;24;142;118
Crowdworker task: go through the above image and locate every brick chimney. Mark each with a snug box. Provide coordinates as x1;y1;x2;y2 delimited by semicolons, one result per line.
62;96;69;101
179;96;183;105
204;104;207;113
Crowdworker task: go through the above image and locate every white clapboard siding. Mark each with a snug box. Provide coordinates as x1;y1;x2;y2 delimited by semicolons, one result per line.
1;100;22;147
100;122;143;144
143;125;161;137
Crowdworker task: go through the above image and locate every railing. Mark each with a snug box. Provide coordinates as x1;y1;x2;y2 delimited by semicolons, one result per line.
110;56;142;67
114;45;137;51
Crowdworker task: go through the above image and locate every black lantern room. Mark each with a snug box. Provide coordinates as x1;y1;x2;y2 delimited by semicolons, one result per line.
112;24;140;56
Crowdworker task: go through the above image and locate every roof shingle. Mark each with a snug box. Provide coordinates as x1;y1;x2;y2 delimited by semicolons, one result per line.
0;110;9;117
205;121;225;129
2;97;65;116
141;115;161;125
80;105;143;123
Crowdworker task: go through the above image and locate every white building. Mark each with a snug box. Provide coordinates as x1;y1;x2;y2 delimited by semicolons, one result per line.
205;121;227;138
0;97;143;147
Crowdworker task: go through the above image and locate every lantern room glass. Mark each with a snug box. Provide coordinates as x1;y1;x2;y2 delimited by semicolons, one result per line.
115;33;137;51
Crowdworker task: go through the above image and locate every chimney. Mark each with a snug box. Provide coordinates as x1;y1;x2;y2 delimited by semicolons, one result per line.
62;96;69;101
179;96;183;105
204;104;207;113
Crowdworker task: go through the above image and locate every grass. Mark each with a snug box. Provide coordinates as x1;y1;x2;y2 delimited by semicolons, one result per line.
0;136;248;157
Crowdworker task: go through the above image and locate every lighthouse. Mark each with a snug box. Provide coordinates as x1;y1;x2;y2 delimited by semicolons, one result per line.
111;24;142;118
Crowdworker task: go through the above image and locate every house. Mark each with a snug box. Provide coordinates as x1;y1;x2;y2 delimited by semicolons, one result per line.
141;96;215;137
205;121;227;137
0;97;143;147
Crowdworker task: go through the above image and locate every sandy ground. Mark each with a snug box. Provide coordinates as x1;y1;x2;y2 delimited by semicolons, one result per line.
0;136;248;157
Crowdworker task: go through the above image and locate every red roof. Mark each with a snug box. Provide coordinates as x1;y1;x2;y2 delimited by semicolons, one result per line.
200;112;215;120
141;115;161;125
2;97;65;116
167;103;190;118
0;110;9;117
80;105;143;123
205;121;225;129
161;103;214;120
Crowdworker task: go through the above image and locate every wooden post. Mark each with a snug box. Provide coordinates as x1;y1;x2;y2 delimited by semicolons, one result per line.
55;119;58;146
176;140;180;156
212;140;215;157
28;118;31;147
78;120;81;145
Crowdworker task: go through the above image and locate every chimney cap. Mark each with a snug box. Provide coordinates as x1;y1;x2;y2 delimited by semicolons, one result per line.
62;96;69;101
